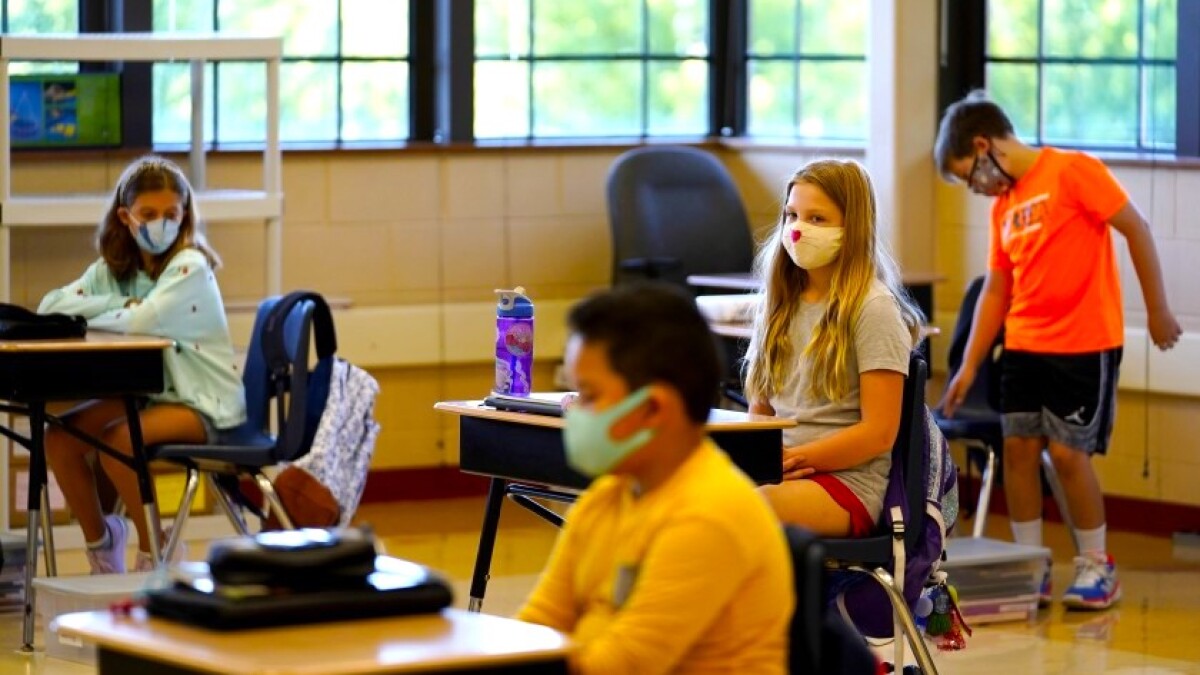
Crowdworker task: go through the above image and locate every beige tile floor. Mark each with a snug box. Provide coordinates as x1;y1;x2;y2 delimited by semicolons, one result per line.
3;497;1199;674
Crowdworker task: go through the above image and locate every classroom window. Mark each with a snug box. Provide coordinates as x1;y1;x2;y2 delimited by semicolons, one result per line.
986;0;1176;151
473;0;710;139
151;0;410;146
744;0;867;142
1;0;80;74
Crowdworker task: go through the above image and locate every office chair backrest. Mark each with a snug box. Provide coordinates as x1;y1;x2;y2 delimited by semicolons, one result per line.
606;146;755;287
241;295;316;462
947;275;1004;411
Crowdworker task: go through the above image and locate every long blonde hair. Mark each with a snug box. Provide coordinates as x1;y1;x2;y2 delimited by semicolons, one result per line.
744;159;923;402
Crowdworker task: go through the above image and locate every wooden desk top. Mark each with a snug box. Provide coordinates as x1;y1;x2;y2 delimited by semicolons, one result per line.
687;271;947;291
0;331;173;353
435;400;795;431
53;608;571;675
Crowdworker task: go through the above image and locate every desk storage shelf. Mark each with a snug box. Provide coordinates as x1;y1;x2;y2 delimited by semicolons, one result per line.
0;32;282;533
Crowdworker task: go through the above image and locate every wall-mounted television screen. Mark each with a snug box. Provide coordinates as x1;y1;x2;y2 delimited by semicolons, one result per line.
9;72;121;148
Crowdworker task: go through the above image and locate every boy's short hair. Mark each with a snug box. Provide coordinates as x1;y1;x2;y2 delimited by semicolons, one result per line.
568;282;721;424
934;89;1016;181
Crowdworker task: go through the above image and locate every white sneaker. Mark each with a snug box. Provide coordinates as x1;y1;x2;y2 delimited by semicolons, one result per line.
1062;553;1121;610
133;526;189;573
85;515;128;575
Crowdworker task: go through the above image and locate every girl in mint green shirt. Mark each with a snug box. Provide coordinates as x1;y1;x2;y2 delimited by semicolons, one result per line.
38;155;246;575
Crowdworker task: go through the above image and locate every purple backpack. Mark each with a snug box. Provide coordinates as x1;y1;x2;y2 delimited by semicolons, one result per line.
829;406;960;639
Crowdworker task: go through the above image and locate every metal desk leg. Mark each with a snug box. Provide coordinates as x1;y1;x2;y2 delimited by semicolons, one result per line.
468;478;508;613
40;489;57;576
21;403;46;652
124;397;163;566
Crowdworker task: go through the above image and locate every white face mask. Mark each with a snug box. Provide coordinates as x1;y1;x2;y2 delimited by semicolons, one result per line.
132;217;181;255
781;221;844;269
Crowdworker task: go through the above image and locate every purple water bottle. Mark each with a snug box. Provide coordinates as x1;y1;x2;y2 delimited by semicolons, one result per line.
494;287;534;396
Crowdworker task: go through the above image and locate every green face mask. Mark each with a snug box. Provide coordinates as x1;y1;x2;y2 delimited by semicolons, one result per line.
563;386;656;477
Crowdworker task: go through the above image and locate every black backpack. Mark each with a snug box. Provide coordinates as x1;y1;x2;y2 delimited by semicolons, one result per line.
0;303;86;340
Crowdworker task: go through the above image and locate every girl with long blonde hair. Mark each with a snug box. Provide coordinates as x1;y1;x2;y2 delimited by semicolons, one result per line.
745;159;922;537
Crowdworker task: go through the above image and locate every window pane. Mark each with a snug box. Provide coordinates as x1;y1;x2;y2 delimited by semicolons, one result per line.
746;60;796;137
1143;0;1177;60
1143;65;1175;149
1044;0;1137;58
985;63;1038;140
6;0;77;33
153;0;215;31
215;62;267;144
532;62;641;136
219;0;337;57
648;0;707;55
342;0;408;58
341;62;408;141
1043;64;1137;146
152;62;215;145
475;61;530;138
986;0;1038;57
476;0;531;57
798;61;865;141
279;61;337;142
647;59;707;135
748;0;795;56
799;0;867;56
533;0;641;56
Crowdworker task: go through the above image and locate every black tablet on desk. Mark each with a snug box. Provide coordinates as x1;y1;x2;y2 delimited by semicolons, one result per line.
483;392;572;417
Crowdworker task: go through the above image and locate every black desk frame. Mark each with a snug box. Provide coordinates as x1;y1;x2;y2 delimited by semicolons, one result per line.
0;343;165;651
455;415;784;612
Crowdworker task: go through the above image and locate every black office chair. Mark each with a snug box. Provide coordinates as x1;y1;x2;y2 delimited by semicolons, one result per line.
149;295;318;559
606;145;756;406
931;276;1076;543
821;353;938;675
605;145;755;289
785;525;878;675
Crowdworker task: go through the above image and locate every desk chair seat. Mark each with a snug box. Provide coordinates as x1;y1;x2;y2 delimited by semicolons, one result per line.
149;295;320;559
822;354;939;675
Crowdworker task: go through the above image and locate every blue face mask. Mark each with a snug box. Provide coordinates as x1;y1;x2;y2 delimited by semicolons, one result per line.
563;386;656;477
133;217;181;255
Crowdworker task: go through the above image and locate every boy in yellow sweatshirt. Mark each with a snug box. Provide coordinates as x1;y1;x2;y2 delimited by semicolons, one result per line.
516;282;793;674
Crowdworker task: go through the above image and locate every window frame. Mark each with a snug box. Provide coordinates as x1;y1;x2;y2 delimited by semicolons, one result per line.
940;0;1198;158
5;0;1194;154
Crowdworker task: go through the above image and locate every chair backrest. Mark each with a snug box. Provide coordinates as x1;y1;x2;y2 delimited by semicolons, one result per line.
605;145;755;288
241;295;316;462
946;275;1003;412
897;353;929;554
785;525;879;674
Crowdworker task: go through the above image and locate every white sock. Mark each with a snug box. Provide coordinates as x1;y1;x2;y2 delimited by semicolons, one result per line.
1011;518;1043;547
1076;524;1107;558
86;525;111;551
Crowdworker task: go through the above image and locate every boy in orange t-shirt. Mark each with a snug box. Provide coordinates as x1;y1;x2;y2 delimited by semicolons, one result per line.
935;90;1181;610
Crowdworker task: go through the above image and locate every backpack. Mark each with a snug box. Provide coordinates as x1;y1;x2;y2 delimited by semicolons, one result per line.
0;302;86;340
830;406;960;640
260;291;381;529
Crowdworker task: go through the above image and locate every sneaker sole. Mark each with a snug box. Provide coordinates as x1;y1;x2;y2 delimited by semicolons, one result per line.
1062;586;1121;611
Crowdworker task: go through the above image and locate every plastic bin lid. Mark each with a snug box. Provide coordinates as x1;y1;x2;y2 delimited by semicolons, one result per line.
943;536;1051;567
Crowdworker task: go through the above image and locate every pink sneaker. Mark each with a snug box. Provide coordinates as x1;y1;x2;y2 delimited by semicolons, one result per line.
85;515;128;575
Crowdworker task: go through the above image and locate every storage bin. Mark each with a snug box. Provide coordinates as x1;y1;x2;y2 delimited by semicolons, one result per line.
942;537;1049;624
34;572;153;665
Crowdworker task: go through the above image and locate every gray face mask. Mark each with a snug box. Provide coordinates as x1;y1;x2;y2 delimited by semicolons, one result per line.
968;149;1015;197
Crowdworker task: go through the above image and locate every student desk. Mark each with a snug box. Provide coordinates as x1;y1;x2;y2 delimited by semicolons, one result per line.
0;332;171;651
686;270;946;320
53;607;572;674
434;401;794;612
